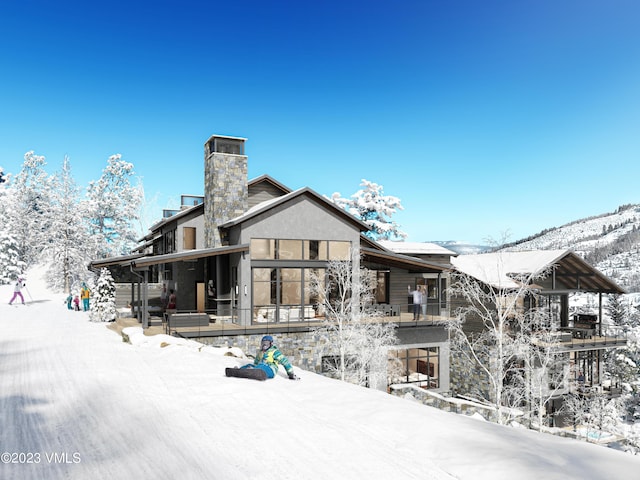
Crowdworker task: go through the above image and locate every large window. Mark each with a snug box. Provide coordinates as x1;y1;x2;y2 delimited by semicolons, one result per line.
251;239;351;261
253;267;326;323
390;347;440;389
250;238;350;323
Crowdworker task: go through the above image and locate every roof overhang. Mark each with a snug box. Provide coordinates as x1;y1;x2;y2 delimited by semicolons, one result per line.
131;244;250;269
89;253;147;269
361;247;450;272
551;252;625;294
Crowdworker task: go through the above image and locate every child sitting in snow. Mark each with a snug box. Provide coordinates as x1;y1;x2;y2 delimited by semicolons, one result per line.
240;335;297;380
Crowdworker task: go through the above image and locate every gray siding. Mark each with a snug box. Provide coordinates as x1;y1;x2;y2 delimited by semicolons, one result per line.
248;182;287;208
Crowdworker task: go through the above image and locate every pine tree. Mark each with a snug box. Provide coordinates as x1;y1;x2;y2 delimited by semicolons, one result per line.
89;268;116;322
84;154;142;258
5;151;52;267
45;156;93;292
329;179;407;241
605;293;628;325
0;229;25;284
0;173;25;283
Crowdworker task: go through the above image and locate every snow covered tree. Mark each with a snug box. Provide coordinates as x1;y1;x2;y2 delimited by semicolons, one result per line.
0;166;7;184
527;324;570;429
603;303;640;442
329;179;407;241
89;268;116;322
44;156;93;292
0;171;25;283
606;294;629;325
84;154;142;258
0;231;24;284
5;151;52;267
447;261;554;425
310;248;397;388
563;392;625;443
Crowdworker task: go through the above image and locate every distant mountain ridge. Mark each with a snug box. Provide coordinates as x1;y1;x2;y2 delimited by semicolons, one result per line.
431;241;490;255
499;203;640;292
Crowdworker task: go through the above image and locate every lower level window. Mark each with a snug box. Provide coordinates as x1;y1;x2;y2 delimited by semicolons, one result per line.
389;347;440;389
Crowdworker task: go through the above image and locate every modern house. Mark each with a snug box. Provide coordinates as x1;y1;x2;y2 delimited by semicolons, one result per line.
449;250;627;425
91;134;456;392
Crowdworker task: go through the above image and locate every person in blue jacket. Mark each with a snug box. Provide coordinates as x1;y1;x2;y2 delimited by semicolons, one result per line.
241;335;297;380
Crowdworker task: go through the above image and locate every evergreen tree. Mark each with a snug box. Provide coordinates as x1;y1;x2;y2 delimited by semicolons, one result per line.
0;172;25;283
0;228;25;283
605;293;628;325
5;151;52;267
45;156;93;292
330;179;407;241
84;154;142;258
89;268;116;322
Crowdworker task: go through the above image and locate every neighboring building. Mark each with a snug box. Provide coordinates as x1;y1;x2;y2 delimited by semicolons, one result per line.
91;134;453;392
449;250;627;426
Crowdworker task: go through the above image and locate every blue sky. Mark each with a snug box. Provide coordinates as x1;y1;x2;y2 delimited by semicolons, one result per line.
1;0;639;244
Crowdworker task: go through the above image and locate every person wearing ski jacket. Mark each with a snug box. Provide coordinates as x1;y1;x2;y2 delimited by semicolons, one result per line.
80;283;91;311
241;335;296;379
9;277;25;305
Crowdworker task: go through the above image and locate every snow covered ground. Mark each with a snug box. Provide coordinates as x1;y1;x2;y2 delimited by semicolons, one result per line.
2;268;640;480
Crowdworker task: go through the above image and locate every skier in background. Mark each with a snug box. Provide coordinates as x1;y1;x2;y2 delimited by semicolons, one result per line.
80;283;91;311
240;335;297;380
66;293;73;309
9;277;26;305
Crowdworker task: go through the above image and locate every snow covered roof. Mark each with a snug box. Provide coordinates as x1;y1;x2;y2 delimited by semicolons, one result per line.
377;240;457;256
451;250;567;289
451;250;625;293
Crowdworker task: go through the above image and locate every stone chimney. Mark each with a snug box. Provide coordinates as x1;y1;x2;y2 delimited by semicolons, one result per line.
204;134;248;248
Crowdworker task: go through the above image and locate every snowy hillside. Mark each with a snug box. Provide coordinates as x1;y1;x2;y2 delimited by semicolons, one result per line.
501;204;640;292
2;267;640;479
432;240;489;255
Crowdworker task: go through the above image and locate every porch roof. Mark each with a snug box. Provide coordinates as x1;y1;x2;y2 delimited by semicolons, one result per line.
89;253;147;269
131;244;250;268
361;247;451;272
89;245;249;270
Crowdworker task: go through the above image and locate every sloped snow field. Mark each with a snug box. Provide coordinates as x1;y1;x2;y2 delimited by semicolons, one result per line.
1;268;639;480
